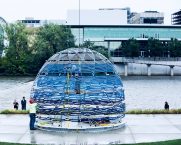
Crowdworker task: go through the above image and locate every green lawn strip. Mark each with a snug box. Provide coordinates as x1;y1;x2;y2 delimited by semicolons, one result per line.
126;109;181;114
0;109;29;114
0;143;34;145
1;109;181;114
0;139;181;145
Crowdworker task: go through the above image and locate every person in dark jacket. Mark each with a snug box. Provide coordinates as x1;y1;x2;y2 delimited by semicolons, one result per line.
21;97;27;110
13;99;19;110
164;101;169;110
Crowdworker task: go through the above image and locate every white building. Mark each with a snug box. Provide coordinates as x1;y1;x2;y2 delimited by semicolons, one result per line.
67;9;127;25
20;17;66;27
130;11;164;24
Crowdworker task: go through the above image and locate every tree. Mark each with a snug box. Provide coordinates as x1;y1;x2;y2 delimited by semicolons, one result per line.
147;37;163;57
121;38;140;57
80;40;94;48
0;24;4;54
33;24;75;71
81;40;108;58
2;22;30;74
0;23;76;75
168;38;181;57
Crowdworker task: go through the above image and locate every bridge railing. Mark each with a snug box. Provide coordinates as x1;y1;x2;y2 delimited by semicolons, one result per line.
110;57;181;63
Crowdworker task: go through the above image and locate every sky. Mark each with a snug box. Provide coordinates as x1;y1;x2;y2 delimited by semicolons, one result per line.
0;0;180;24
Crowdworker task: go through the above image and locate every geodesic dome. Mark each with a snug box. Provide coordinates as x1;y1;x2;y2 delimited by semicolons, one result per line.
31;48;125;132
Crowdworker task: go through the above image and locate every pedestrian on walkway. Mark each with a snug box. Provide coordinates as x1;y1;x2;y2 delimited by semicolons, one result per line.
29;98;37;130
21;96;27;110
164;101;169;110
13;99;19;110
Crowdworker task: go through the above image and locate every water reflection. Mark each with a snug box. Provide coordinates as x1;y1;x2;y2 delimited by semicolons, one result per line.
30;131;37;144
29;126;133;144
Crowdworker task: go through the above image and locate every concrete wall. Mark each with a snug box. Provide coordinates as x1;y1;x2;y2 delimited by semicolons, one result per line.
114;63;181;76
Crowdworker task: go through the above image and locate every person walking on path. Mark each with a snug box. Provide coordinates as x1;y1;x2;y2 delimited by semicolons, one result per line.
29;98;37;130
164;101;169;110
13;100;19;110
21;96;27;110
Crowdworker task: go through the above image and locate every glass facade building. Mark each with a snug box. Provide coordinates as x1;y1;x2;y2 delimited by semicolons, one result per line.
172;10;181;25
69;25;181;57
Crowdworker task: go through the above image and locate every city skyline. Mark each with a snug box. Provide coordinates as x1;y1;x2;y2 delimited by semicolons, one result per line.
0;0;180;24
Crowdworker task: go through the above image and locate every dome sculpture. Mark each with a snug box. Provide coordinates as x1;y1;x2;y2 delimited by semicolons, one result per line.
31;48;125;132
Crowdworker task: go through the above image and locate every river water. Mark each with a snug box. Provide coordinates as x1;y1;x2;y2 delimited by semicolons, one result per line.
0;76;181;111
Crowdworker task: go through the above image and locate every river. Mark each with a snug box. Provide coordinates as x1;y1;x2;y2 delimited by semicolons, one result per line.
0;76;181;111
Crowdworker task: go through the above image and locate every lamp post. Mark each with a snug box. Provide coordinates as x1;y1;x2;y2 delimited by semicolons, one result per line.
168;50;170;58
148;49;150;58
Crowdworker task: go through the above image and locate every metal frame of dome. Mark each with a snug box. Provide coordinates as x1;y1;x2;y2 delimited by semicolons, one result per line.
31;48;125;132
0;17;7;26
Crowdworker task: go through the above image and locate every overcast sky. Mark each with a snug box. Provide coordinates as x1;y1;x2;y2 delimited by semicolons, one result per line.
0;0;180;24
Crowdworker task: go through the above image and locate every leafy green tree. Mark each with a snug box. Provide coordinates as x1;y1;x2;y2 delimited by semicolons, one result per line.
0;24;4;53
33;24;75;71
2;22;30;74
80;40;94;48
147;37;163;57
92;45;108;58
121;38;140;57
0;23;75;75
81;40;108;58
168;38;181;57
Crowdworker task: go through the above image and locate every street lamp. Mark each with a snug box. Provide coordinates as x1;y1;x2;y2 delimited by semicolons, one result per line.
148;49;150;58
168;50;170;58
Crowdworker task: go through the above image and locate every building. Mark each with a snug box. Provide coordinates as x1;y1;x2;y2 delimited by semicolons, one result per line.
99;7;131;24
69;24;181;57
67;9;127;25
172;10;181;25
130;11;164;24
20;8;164;28
20;17;66;27
21;9;128;27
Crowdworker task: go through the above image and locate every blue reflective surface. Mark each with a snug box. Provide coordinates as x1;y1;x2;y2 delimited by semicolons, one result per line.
31;48;125;124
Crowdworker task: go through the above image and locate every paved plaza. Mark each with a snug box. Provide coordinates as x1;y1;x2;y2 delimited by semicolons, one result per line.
0;114;181;144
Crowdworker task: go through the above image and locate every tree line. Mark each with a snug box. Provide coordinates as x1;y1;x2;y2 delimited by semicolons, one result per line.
112;38;181;57
0;23;107;75
0;23;181;75
0;23;75;75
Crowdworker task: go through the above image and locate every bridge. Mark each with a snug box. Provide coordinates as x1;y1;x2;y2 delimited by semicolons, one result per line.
110;57;181;76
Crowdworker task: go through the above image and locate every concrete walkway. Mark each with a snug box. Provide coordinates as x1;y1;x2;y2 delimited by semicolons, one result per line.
0;114;181;144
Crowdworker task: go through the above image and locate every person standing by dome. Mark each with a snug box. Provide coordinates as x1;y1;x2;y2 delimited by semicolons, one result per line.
29;98;37;130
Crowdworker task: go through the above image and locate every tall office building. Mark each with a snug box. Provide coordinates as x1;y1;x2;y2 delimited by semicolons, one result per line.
172;10;181;25
99;7;131;24
130;11;164;24
20;17;66;27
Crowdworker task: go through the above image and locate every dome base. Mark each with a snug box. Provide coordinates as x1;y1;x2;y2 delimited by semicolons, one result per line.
36;121;125;132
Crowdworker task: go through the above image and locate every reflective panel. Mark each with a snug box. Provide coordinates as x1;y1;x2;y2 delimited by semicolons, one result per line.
31;48;125;132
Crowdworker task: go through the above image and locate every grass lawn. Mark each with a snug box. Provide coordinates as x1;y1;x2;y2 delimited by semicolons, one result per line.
1;109;181;114
0;109;29;114
0;139;181;145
